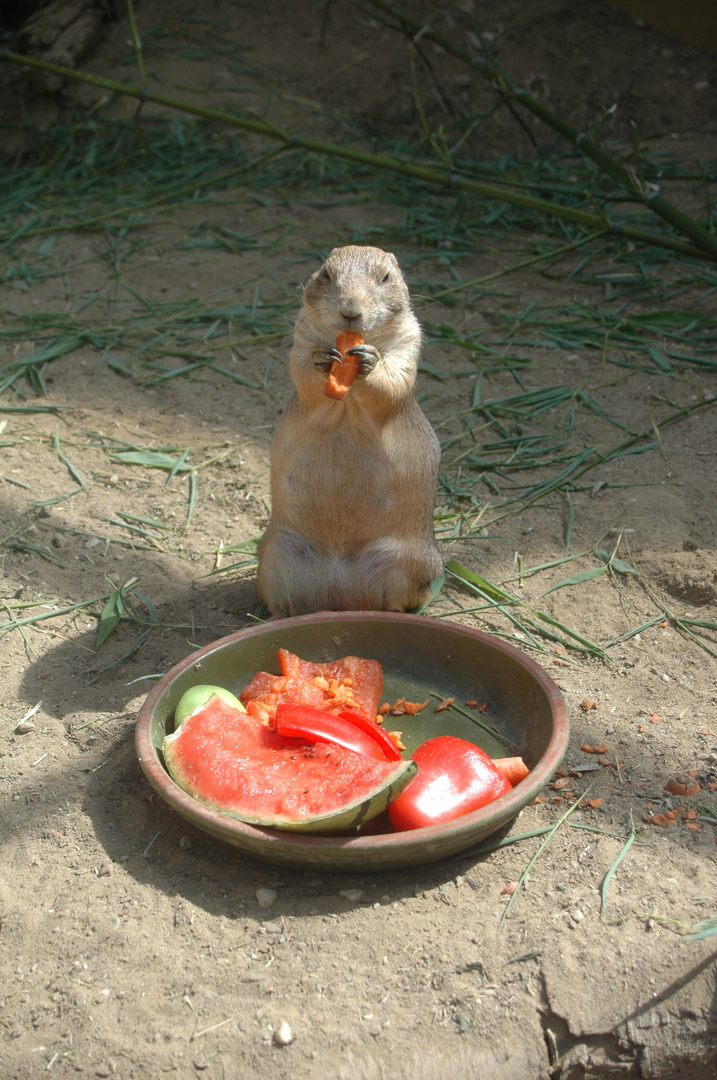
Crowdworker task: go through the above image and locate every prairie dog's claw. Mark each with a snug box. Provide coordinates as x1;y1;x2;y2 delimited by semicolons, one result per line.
311;345;342;372
346;343;381;375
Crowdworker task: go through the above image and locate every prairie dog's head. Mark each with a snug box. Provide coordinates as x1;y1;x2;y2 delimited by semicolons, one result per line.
301;246;411;335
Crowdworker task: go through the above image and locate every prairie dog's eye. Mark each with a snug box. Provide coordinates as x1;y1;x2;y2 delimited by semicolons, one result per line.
321;266;331;281
381;270;390;283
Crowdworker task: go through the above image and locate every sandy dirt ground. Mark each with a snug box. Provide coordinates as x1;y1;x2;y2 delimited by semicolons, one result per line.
1;2;717;1078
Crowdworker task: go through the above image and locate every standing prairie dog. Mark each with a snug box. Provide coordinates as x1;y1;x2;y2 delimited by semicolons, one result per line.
257;245;444;617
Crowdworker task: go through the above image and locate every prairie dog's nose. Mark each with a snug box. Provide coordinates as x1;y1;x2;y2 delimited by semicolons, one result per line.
339;296;363;320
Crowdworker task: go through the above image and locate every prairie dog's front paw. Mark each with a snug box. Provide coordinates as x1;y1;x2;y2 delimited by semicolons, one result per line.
311;344;342;373
346;343;381;376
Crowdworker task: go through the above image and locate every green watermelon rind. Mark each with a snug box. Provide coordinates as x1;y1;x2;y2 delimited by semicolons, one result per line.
162;725;418;834
174;686;246;730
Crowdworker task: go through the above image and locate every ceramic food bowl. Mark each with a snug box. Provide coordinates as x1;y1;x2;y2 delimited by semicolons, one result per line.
135;612;569;871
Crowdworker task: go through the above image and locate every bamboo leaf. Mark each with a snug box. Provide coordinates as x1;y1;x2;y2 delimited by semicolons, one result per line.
601;811;636;918
96;591;123;646
111;450;191;472
646;345;674;374
540;565;607;595
445;559;515;603
166;447;189;485
610;556;638;576
629;311;717;330
499;784;595;928
687;917;717;941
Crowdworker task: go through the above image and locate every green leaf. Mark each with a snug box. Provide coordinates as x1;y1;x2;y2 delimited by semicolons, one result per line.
37;235;58;256
629;310;717;330
445;560;515;603
9;333;87;368
601;811;636;917
111;450;191;472
540;565;607;595
417;361;449;380
645;345;674;374
166;447;189;484
533;611;609;658
609;556;637;576
688;917;717;941
96;591;123;646
595;549;637;576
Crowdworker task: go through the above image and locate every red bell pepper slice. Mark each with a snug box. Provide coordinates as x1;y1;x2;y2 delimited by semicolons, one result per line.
337;709;403;762
387;736;512;831
275;703;388;762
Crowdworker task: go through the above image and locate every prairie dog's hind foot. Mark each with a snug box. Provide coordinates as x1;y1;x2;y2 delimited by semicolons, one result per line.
258;530;444;618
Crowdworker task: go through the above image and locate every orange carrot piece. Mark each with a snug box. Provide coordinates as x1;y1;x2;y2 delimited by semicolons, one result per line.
491;755;530;786
324;331;364;400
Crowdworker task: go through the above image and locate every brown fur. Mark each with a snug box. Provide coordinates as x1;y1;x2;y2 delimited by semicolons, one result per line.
257;245;443;617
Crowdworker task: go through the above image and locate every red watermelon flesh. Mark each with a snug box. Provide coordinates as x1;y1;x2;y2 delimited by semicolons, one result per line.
240;650;383;724
163;697;416;832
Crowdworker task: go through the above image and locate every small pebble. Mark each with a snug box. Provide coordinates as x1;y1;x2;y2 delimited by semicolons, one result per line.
570;909;584;923
457;1010;472;1032
262;920;283;934
273;1020;293;1046
108;475;120;485
661;673;670;683
256;888;277;910
85;537;101;548
179;835;193;850
338;888;363;902
14;719;35;735
93;915;121;933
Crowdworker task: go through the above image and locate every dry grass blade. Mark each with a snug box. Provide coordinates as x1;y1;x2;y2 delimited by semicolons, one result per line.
498;783;594;928
600;810;636;919
450;819;628;862
445;559;609;659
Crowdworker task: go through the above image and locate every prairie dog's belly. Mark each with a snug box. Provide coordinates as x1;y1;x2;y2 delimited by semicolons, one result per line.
279;428;396;552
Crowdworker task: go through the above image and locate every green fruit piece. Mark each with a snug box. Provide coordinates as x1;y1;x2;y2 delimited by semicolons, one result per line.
174;684;245;730
163;697;418;833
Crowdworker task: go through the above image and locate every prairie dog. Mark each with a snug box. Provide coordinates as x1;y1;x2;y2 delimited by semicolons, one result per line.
257;245;444;617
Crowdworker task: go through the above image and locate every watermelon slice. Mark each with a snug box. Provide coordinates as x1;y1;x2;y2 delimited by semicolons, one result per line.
240;649;383;725
162;696;417;833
